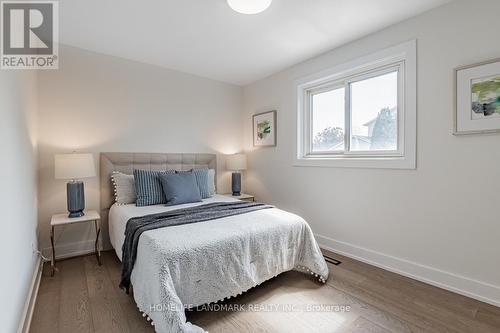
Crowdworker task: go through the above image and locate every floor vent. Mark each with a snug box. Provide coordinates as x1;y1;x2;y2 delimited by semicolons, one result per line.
323;255;342;266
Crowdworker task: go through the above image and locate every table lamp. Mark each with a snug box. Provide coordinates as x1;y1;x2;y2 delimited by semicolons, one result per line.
226;154;247;196
55;153;96;218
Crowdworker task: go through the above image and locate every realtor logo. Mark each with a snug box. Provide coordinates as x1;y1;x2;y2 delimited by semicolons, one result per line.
1;1;58;69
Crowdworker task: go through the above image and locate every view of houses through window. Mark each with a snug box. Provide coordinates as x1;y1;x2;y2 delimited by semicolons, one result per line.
311;70;398;153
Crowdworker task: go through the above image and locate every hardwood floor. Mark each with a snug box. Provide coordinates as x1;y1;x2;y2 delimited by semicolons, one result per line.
30;250;500;333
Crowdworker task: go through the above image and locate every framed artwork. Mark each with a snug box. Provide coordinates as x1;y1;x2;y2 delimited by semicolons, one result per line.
253;110;277;147
454;58;500;135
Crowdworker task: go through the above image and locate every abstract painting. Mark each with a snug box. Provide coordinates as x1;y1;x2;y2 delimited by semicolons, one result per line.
471;75;500;119
455;58;500;134
253;110;276;147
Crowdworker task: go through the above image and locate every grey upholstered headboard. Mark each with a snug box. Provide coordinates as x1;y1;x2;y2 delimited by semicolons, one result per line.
99;152;217;250
100;152;217;210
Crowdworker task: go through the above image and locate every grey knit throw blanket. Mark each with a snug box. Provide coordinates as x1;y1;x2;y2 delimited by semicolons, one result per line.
119;201;273;291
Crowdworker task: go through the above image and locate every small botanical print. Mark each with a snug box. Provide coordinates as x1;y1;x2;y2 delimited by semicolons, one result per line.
257;119;271;140
253;111;276;147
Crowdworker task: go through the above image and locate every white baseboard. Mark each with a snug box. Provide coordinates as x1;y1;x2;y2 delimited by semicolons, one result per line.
316;234;500;307
18;255;43;333
42;239;96;260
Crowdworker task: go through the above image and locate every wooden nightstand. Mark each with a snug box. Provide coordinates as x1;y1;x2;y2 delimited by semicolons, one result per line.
222;193;255;202
50;210;101;276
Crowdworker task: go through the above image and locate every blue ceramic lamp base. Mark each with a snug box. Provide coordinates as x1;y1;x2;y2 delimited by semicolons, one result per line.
232;172;241;196
67;181;85;218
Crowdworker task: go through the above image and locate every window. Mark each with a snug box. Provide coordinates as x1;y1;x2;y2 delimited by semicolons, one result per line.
296;40;416;169
312;87;345;152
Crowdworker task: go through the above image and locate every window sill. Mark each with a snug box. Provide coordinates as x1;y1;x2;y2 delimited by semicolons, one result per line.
293;155;416;169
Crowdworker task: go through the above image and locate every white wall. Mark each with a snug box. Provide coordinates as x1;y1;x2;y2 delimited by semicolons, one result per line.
242;0;500;306
0;71;39;332
38;45;243;256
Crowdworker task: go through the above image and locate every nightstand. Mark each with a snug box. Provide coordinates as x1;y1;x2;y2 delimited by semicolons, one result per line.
222;193;255;202
50;210;101;276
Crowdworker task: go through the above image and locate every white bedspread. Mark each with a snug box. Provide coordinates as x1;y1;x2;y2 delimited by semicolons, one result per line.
109;195;329;333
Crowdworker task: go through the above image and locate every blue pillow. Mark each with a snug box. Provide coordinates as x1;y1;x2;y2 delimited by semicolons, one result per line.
185;169;210;199
133;169;175;206
159;172;202;206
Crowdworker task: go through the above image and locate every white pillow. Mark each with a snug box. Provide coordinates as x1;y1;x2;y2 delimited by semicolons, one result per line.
208;169;216;196
111;171;136;205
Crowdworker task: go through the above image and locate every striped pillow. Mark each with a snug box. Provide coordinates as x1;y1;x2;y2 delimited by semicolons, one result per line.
133;169;175;206
192;169;210;199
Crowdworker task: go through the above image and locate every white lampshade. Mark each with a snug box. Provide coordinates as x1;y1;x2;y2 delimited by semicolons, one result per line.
227;0;272;14
226;154;247;171
55;153;96;180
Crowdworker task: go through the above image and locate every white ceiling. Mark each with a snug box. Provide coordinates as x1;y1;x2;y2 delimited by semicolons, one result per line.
60;0;451;85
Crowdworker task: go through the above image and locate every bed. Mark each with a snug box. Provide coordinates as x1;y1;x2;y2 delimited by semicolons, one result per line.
100;152;329;333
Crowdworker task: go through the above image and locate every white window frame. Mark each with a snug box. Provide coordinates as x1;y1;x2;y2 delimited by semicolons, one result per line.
295;40;416;169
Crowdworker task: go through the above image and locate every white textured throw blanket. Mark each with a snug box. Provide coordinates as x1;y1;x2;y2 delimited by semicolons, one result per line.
113;197;329;333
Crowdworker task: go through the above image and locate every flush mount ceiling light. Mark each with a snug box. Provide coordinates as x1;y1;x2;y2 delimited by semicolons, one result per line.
227;0;272;14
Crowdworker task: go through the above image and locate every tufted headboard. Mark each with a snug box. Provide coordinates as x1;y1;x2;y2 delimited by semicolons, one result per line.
100;152;217;210
99;152;217;248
